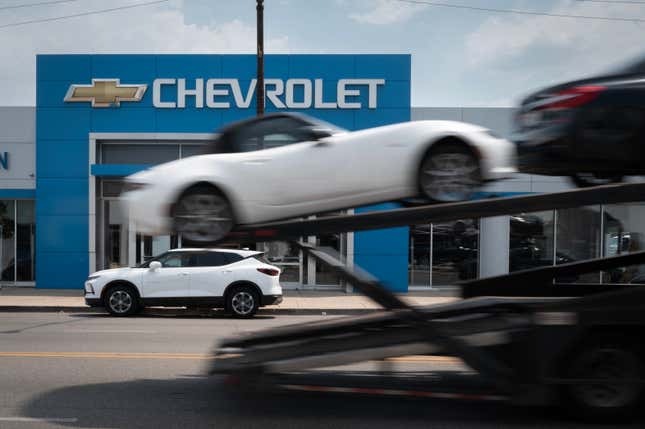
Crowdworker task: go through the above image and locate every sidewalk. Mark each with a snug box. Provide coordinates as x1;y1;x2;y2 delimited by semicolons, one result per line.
0;287;459;314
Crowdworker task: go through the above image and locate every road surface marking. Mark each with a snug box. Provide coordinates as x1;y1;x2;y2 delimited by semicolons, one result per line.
0;417;78;423
0;351;212;360
0;351;459;363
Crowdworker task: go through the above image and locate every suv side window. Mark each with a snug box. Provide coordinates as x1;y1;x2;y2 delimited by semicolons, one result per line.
157;252;189;268
188;252;244;267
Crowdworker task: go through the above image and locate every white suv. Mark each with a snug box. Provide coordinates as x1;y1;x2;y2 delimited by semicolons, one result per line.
84;248;282;318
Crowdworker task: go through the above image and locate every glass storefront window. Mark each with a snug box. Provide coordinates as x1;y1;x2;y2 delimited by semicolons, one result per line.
103;200;129;269
263;241;301;283
432;219;479;286
602;203;645;284
0;200;35;284
556;206;602;283
0;200;15;282
16;201;35;282
315;233;344;285
101;144;179;164
409;225;430;286
509;211;555;272
409;220;479;287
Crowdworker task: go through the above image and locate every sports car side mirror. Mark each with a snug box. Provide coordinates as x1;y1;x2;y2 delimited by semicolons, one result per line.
149;261;162;271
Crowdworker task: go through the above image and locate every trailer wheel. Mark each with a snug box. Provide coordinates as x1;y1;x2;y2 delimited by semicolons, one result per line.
562;335;645;421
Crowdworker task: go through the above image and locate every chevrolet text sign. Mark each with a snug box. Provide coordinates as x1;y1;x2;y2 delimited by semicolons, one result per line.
65;78;385;109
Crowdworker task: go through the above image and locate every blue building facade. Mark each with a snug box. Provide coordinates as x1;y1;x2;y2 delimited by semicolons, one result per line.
35;54;411;291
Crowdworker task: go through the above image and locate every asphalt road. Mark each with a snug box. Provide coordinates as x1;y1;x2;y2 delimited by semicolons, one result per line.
0;311;639;429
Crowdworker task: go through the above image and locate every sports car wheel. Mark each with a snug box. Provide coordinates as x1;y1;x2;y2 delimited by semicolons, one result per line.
570;173;623;188
419;143;482;202
173;185;234;243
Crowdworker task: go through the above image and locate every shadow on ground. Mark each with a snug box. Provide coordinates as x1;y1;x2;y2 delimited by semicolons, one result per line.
69;311;277;320
20;376;631;429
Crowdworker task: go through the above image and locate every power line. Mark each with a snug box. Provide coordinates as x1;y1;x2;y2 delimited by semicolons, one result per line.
0;0;168;29
392;0;645;23
0;0;85;11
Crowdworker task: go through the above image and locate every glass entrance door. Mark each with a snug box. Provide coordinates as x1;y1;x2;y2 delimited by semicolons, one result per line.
135;234;178;266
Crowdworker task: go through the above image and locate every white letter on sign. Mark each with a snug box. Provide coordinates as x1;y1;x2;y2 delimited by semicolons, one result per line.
363;79;385;109
337;79;361;109
265;79;285;108
286;79;312;109
232;79;256;109
177;78;204;108
206;79;230;108
314;79;336;109
153;78;176;108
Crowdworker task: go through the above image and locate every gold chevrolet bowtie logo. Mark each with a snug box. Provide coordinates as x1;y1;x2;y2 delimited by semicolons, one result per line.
64;79;147;107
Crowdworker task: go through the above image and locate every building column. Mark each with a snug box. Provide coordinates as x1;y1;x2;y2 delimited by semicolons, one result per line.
479;216;510;277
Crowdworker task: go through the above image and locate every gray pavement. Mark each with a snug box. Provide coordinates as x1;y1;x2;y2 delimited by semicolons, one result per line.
0;311;639;428
0;287;459;314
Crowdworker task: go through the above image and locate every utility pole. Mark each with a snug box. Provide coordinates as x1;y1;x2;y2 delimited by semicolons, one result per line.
256;0;265;117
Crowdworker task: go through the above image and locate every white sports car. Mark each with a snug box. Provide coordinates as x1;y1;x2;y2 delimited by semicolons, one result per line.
122;113;516;242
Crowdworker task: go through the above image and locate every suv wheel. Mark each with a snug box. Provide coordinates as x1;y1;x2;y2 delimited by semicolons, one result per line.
227;285;259;318
104;285;139;316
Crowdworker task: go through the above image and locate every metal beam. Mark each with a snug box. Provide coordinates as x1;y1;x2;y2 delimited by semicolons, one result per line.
225;183;645;243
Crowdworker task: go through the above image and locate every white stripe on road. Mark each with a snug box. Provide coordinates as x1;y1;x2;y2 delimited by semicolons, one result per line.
0;417;78;423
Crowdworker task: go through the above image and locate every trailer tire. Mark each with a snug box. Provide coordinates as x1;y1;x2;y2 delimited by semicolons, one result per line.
561;334;645;422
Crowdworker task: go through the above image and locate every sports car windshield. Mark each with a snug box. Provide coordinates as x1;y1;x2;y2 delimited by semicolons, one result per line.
205;114;346;154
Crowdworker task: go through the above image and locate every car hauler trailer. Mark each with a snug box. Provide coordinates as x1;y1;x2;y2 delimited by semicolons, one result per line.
210;183;645;421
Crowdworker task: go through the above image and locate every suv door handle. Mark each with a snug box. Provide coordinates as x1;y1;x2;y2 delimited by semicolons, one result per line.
222;270;233;273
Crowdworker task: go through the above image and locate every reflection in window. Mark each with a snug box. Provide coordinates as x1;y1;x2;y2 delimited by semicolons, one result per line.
0;200;15;282
16;201;35;282
409;225;430;286
432;220;479;285
509;211;555;272
315;212;345;286
602;203;645;284
263;241;300;283
556;206;602;283
409;220;479;287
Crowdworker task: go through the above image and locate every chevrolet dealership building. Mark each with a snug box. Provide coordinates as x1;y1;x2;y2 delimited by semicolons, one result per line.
0;54;643;291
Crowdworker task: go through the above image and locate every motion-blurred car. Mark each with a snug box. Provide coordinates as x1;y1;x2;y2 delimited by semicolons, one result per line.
123;113;515;242
513;54;645;187
84;248;282;318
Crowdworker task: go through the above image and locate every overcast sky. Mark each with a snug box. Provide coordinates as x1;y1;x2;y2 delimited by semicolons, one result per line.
1;0;644;106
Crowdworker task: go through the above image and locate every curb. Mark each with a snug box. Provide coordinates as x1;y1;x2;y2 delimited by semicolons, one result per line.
0;306;379;316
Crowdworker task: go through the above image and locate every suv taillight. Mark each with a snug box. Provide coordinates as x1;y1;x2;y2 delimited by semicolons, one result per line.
257;268;280;276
